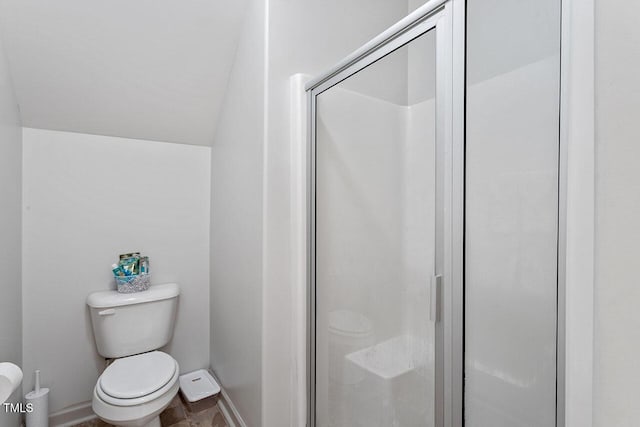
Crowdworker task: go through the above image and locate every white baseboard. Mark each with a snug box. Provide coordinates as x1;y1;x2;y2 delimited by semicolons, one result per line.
217;398;237;427
49;401;96;427
208;371;247;427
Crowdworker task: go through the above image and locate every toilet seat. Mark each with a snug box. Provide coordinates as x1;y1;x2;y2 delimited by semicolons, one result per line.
92;377;180;427
96;351;178;407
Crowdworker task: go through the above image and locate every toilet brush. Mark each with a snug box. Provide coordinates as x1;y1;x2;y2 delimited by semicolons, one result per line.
25;370;49;427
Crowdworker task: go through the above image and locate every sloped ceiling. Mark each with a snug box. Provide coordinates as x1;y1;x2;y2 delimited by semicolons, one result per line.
0;0;250;146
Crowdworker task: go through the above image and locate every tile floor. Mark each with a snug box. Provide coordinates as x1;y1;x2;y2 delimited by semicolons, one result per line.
73;393;227;427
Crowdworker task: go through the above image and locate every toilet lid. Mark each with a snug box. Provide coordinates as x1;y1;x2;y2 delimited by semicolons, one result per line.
99;351;176;399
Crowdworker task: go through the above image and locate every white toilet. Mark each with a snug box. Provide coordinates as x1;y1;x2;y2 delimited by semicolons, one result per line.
87;283;180;427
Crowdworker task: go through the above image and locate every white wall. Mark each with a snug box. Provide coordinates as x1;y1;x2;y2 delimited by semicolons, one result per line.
0;29;22;427
594;0;640;424
22;128;211;414
209;0;265;425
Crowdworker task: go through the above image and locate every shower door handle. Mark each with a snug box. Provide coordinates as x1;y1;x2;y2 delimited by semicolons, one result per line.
430;275;442;323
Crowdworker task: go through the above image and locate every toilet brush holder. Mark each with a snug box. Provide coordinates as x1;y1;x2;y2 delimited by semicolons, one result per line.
25;370;48;427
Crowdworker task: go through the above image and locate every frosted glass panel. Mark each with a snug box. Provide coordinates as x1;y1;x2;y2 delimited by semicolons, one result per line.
314;30;437;427
464;0;561;425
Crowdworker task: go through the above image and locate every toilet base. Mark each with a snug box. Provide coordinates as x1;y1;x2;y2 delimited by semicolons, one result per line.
142;416;161;427
101;414;161;427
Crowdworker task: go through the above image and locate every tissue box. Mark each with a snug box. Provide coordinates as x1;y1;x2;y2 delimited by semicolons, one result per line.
115;274;151;293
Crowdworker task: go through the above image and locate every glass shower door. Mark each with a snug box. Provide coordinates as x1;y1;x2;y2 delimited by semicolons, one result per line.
312;26;443;427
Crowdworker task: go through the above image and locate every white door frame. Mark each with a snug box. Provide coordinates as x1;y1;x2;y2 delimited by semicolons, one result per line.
558;0;595;426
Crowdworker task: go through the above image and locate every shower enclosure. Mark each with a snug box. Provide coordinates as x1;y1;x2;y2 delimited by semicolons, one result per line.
307;0;561;425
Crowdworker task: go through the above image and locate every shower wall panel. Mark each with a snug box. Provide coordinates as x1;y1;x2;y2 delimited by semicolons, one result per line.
465;0;561;424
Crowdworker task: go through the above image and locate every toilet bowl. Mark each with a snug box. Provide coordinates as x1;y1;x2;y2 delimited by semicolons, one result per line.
92;351;179;427
87;283;181;427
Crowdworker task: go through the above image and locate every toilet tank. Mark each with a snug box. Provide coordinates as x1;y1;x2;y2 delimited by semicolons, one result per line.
87;283;180;358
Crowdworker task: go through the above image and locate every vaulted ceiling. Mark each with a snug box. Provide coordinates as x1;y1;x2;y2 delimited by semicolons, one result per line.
0;0;250;146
